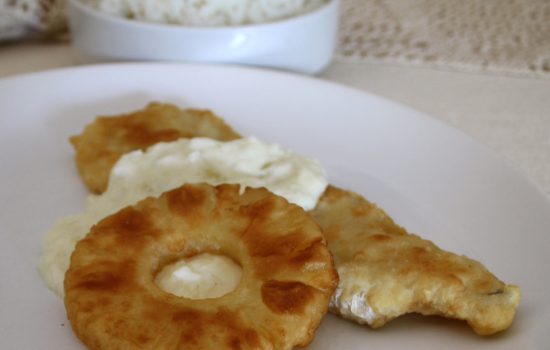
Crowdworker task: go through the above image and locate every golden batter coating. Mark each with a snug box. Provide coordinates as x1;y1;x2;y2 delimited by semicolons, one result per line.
70;103;241;193
309;186;521;335
65;184;338;350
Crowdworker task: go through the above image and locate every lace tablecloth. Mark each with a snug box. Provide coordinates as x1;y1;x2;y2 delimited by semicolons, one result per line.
337;0;550;77
0;0;66;40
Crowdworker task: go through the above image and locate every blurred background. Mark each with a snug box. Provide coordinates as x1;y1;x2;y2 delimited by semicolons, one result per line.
2;0;549;76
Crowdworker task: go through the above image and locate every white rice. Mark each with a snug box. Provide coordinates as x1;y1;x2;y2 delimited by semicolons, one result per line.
80;0;328;26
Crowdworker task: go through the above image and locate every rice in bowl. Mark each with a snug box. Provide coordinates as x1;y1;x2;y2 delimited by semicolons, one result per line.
79;0;329;26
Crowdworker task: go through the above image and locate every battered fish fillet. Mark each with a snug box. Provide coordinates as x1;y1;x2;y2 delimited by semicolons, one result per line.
70;102;241;193
65;184;338;350
309;186;521;335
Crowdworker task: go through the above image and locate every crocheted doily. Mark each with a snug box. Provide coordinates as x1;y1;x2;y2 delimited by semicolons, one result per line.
0;0;66;41
337;0;550;76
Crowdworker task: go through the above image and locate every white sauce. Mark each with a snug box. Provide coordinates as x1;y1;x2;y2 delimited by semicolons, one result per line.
39;137;327;297
108;137;326;211
155;253;242;299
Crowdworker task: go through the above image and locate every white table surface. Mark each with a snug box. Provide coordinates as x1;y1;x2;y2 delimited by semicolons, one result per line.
1;40;549;197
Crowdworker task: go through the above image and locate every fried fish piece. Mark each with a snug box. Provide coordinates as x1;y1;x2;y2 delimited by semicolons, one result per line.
309;185;521;335
70;102;241;193
65;184;338;350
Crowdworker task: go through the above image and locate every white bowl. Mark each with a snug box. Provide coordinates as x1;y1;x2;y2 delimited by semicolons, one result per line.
68;0;339;74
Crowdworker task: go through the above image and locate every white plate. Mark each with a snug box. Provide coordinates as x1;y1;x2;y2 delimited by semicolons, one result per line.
0;63;548;349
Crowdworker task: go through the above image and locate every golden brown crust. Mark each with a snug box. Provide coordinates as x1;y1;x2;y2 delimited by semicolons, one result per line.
310;185;521;335
65;184;337;350
70;103;241;193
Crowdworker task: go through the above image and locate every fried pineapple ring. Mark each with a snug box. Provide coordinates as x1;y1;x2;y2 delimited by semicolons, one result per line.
310;186;521;335
70;103;240;194
65;183;338;350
